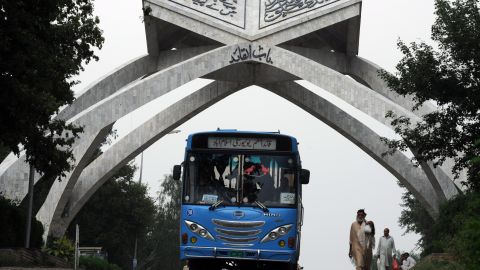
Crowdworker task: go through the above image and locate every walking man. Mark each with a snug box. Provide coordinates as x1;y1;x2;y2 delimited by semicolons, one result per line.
349;209;367;270
376;228;396;270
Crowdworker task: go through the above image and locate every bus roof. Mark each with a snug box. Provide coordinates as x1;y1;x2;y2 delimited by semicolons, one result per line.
185;130;299;152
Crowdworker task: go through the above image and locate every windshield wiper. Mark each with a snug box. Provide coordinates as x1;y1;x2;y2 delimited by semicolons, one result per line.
254;200;269;213
209;200;225;211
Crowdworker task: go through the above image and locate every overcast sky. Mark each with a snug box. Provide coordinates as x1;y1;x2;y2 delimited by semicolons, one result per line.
73;0;437;269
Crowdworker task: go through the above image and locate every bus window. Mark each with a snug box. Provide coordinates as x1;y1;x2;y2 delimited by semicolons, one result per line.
184;153;239;205
242;155;297;207
184;153;297;207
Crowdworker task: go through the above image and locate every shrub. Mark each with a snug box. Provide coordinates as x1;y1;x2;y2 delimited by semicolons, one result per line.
429;192;480;264
399;189;480;268
413;259;465;270
0;195;44;248
79;256;121;270
44;237;74;262
450;216;480;269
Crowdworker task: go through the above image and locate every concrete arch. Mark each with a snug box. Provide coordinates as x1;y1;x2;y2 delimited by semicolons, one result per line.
0;46;220;201
5;45;241;239
2;45;236;235
262;81;441;213
263;46;457;201
279;45;464;188
280;46;434;117
50;80;246;236
48;78;443;237
201;47;460;194
1;44;456;238
58;46;219;121
0;0;462;245
35;45;239;236
346;56;465;187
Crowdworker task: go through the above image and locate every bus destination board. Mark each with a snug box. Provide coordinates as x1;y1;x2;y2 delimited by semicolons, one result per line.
207;137;276;150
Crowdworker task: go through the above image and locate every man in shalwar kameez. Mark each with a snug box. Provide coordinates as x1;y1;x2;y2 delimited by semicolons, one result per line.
349;209;367;270
376;228;396;270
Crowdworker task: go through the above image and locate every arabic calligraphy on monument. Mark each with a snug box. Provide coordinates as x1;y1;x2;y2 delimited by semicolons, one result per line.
192;0;238;17
229;45;274;64
168;0;245;28
264;0;338;23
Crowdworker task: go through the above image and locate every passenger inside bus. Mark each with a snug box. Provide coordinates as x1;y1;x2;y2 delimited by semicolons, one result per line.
191;154;296;206
243;155;296;206
243;155;275;204
214;155;238;190
195;154;238;204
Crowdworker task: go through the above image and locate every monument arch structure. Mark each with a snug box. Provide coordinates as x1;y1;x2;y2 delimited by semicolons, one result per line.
0;0;460;239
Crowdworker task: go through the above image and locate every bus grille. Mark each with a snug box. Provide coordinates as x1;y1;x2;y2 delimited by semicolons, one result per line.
212;219;265;228
212;219;265;244
215;228;261;237
217;235;258;243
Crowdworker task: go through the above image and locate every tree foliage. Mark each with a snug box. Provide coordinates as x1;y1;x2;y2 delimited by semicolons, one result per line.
0;0;104;178
140;174;182;270
0;143;9;162
67;163;156;269
386;1;480;268
0;195;44;248
413;259;466;270
398;188;480;268
397;148;480;268
397;184;435;248
397;144;480;269
380;0;480;190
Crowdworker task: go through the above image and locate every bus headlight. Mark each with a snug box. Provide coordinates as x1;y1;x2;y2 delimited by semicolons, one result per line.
261;224;293;243
185;220;215;241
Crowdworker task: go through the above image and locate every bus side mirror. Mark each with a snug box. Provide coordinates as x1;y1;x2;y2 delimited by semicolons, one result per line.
173;165;181;180
300;169;310;185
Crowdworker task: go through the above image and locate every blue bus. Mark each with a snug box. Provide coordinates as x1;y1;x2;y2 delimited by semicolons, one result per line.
173;130;309;270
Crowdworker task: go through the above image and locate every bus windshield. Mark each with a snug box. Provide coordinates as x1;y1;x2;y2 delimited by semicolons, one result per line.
183;152;297;207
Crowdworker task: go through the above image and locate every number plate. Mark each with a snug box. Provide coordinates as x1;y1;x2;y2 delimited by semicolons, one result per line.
229;251;245;257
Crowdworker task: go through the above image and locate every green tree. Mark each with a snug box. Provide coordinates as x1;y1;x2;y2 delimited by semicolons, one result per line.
67;163;156;269
0;195;44;248
382;1;480;267
413;259;466;270
397;144;480;269
0;0;104;178
380;0;480;190
140;174;181;270
397;186;435;250
0;143;9;162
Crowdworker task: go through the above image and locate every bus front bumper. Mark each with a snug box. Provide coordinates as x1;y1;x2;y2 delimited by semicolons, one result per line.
181;246;296;263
